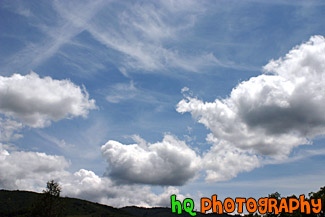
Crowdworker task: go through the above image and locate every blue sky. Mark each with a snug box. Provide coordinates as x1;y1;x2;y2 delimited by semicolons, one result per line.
1;0;325;208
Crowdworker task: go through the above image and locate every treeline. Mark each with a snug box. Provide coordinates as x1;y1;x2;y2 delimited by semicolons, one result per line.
0;180;324;217
245;186;325;217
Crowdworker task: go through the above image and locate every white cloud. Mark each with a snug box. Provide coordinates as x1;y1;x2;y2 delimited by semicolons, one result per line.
0;144;186;207
203;134;261;182
177;35;325;182
0;143;70;191
63;169;186;207
0;117;23;142
0;72;96;128
101;134;201;185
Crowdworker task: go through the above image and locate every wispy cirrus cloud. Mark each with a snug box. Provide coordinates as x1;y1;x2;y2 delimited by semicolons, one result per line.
80;1;258;73
1;0;105;74
1;0;257;76
105;81;138;103
243;0;325;6
105;80;177;107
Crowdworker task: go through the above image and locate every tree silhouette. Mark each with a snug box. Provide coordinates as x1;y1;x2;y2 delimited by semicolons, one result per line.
30;180;64;217
309;187;325;217
43;180;61;197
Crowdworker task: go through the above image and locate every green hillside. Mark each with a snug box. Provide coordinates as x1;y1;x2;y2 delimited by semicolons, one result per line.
1;186;324;217
0;190;135;217
0;189;231;217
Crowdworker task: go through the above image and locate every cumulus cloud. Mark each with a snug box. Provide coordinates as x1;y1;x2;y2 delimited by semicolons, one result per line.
0;143;70;190
0;144;186;207
63;169;186;207
0;72;96;128
177;35;325;182
203;134;261;182
101;134;201;185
